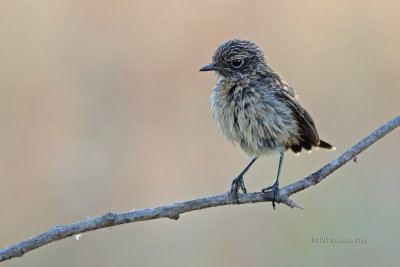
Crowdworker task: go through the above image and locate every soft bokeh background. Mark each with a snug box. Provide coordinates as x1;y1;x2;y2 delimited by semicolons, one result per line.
1;0;399;266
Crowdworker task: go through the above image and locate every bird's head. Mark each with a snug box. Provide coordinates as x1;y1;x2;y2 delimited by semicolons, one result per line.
200;39;271;81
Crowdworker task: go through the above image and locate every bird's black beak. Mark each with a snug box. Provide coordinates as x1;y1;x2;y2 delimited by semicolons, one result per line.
199;62;221;71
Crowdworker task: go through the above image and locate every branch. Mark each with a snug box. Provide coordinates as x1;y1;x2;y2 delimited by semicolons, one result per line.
1;114;399;262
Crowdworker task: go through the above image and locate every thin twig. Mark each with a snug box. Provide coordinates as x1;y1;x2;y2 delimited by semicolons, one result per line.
1;114;399;262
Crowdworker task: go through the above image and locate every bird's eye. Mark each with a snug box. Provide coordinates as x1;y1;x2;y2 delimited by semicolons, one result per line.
231;59;244;68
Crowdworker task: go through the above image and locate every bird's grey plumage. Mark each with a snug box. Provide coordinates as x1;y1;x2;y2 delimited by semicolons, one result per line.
206;39;332;157
211;77;299;157
200;39;333;208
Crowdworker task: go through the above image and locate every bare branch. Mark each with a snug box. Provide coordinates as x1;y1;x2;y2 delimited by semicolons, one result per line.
1;114;399;262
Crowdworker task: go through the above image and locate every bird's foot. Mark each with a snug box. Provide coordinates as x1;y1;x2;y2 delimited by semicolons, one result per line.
230;175;247;203
262;181;279;210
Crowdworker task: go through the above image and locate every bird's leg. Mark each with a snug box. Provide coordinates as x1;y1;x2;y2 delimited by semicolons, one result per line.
231;157;257;202
262;152;284;209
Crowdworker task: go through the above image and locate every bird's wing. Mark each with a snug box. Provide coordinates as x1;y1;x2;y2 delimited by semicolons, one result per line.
276;89;320;145
283;83;297;99
263;72;297;98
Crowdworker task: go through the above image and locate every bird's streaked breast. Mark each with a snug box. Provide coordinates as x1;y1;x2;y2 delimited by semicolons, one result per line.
211;78;299;157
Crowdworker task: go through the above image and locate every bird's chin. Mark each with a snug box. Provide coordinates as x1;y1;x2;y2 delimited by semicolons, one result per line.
216;72;247;82
213;69;231;79
214;71;225;80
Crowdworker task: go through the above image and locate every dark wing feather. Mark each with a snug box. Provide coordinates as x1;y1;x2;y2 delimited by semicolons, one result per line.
266;73;334;153
275;89;320;146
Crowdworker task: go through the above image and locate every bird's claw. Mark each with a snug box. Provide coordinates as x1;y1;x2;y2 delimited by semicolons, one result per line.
262;181;279;210
230;175;247;203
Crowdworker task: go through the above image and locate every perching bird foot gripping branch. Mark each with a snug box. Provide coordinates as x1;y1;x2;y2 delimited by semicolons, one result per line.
0;114;399;262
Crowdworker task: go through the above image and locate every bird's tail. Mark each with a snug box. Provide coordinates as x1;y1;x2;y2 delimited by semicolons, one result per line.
318;139;335;150
289;139;335;154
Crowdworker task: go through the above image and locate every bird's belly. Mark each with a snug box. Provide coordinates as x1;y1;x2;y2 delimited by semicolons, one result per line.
212;98;297;157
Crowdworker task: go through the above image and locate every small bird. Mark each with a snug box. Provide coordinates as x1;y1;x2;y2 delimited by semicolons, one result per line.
200;39;334;209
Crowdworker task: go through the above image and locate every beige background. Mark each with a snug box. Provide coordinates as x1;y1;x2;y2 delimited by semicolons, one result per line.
1;0;399;266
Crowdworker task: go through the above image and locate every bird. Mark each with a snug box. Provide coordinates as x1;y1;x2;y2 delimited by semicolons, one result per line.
199;39;334;209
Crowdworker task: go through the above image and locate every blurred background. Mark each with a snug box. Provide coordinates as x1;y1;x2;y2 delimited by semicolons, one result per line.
1;0;399;266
